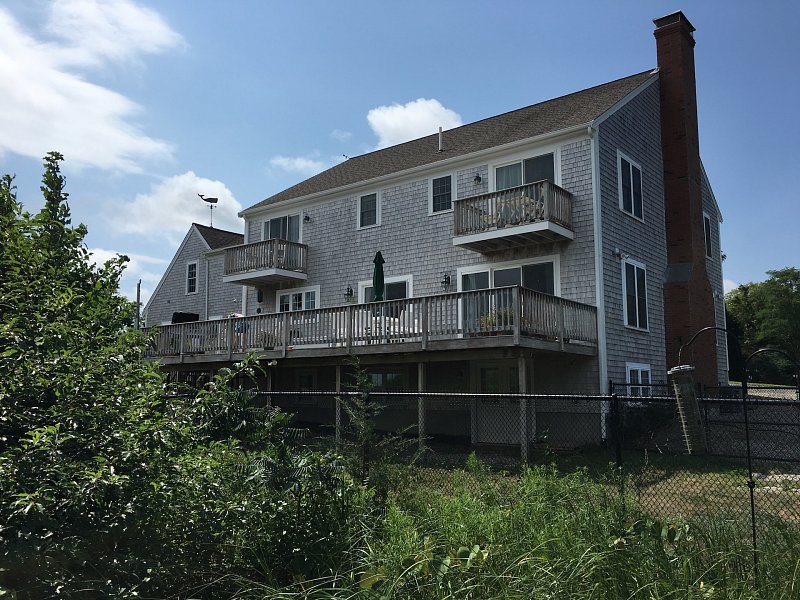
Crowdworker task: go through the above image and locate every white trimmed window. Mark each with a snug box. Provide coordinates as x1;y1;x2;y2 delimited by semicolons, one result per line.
618;151;643;220
263;214;300;242
185;261;198;295
358;193;380;228
277;285;319;312
626;363;652;397
703;212;713;258
430;175;453;213
359;274;413;303
495;153;555;191
459;256;558;296
622;259;648;330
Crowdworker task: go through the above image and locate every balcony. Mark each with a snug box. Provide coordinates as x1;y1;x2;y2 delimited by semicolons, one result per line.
223;239;308;285
453;181;574;252
147;286;597;364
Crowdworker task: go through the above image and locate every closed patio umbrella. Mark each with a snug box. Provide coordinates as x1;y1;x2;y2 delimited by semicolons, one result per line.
372;251;385;301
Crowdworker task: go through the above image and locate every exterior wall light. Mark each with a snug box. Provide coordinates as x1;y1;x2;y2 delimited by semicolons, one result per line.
344;285;354;301
441;273;451;289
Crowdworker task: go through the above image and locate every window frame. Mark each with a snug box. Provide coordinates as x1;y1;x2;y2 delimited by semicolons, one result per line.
429;173;454;215
276;285;320;313
185;261;198;295
617;150;644;221
262;212;302;243
621;258;649;331
491;150;558;192
703;211;713;259
457;254;561;296
357;192;381;229
625;362;652;398
358;274;413;303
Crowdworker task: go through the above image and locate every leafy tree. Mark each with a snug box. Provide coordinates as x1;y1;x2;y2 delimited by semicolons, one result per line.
725;268;800;383
0;154;371;597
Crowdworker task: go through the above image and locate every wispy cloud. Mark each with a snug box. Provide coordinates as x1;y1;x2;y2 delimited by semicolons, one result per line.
106;171;242;237
330;129;352;142
269;155;330;176
723;279;739;294
89;247;167;304
367;98;462;149
0;1;183;172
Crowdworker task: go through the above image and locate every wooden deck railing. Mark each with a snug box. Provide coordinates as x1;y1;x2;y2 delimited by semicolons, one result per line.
453;181;573;237
224;239;308;276
148;287;597;358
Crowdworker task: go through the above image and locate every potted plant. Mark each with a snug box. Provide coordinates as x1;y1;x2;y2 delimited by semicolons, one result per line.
478;307;514;334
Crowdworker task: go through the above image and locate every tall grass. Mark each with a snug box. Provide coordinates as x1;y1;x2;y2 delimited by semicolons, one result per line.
233;461;800;599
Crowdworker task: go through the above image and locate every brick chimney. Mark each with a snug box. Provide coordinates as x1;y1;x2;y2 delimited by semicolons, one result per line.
654;12;719;386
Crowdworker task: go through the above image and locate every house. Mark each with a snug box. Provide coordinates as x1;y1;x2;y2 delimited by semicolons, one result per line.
144;223;244;326
147;12;727;445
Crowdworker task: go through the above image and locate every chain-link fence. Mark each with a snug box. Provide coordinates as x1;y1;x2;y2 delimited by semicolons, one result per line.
257;382;800;576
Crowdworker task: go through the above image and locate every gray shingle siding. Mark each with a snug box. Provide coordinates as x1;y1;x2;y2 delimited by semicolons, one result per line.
598;79;668;385
144;229;243;326
244;136;596;316
701;168;728;383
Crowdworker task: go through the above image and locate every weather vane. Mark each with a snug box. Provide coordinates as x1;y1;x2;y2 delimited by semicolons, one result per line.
198;193;218;227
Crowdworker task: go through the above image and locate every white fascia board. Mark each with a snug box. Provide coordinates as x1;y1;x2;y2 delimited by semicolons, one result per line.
589;129;608;395
590;70;660;129
143;226;205;315
239;123;592;219
700;159;723;223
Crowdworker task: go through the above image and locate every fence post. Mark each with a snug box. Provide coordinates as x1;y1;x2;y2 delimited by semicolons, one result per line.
335;365;342;446
610;388;626;526
612;390;623;469
740;375;759;582
417;362;426;452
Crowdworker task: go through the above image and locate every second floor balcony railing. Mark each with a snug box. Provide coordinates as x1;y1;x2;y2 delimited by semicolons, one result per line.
147;286;597;359
453;181;573;250
223;238;308;281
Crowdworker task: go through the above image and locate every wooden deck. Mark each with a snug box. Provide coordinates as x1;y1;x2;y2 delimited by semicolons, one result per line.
148;286;597;365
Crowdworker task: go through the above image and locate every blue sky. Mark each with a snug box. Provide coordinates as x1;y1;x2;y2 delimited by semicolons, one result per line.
1;0;798;303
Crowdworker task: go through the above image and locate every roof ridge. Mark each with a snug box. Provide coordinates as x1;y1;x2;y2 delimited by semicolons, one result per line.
244;69;656;213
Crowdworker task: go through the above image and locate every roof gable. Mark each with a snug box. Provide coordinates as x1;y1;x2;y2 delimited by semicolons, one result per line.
244;70;656;213
193;223;243;249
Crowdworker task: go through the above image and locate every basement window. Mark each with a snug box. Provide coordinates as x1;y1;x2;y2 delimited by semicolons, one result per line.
626;362;652;397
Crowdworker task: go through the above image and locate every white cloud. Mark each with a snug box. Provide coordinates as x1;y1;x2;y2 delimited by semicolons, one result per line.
367;98;462;149
0;2;182;172
89;247;166;304
330;129;352;142
723;279;739;294
46;0;185;68
107;171;243;237
269;155;329;176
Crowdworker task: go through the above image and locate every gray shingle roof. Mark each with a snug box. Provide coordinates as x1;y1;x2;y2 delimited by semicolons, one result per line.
245;70;656;213
193;223;244;250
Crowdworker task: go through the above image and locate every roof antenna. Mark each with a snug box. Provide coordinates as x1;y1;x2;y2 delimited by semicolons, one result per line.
438;126;443;152
198;193;218;227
